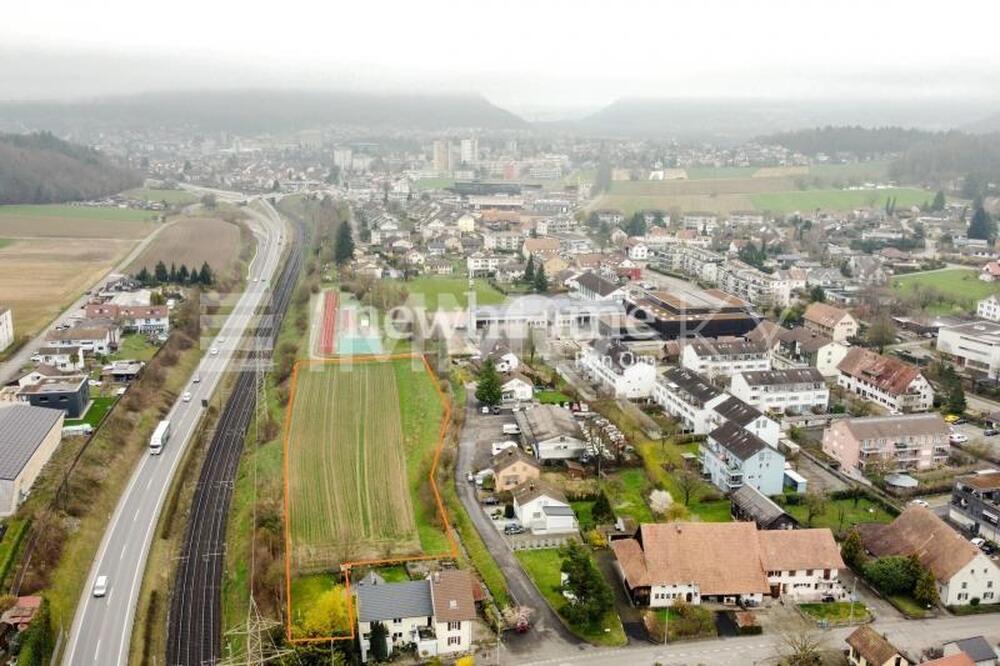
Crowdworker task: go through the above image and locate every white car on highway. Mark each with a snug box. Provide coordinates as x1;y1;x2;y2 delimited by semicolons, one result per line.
210;347;219;356
182;392;192;402
92;575;108;598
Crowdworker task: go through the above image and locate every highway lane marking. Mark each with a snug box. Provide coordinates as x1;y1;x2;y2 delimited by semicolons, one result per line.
133;508;140;522
93;639;101;663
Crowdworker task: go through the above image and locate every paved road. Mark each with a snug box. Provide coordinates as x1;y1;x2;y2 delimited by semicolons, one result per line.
62;197;286;666
453;388;578;659
0;222;170;385
518;613;1000;666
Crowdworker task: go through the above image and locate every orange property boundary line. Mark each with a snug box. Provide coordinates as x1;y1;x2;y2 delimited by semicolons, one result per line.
282;352;458;643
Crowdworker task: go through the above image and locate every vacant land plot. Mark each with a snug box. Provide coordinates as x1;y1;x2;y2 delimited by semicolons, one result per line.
127;217;242;276
892;268;999;313
752;187;930;213
405;277;505;311
785;496;893;533
0;204;155;239
0;237;135;336
285;357;448;572
122;187;199;205
754;165;809;178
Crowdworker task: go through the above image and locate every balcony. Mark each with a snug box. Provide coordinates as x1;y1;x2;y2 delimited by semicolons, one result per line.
726;473;744;489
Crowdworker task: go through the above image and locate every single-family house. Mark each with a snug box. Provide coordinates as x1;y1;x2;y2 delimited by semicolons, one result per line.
512;481;578;535
948;471;1000;547
980;261;1000;283
577;339;657;399
19;375;89;418
490;447;541;493
501;374;533;404
942;637;998;666
845;625;911;666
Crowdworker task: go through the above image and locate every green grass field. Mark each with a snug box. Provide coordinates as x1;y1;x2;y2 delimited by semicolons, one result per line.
751;187;930;213
413;177;456;191
110;333;160;361
684;166;761;180
892;268;1000;314
286;358;447;571
0;204;153;222
405;277;505;311
64;396;116;429
122;187;198;205
799;601;872;624
0;239;11;250
515;548;626;647
785;497;892;532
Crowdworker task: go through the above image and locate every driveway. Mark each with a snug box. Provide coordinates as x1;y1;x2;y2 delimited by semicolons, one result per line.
453;386;582;660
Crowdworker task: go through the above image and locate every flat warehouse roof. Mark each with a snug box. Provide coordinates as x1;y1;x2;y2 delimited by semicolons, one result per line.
0;405;63;480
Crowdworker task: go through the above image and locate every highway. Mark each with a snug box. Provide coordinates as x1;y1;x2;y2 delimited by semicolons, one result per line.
62;196;287;666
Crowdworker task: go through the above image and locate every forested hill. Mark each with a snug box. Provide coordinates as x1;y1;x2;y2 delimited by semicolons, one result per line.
757;126;936;158
0;131;140;204
0;90;530;134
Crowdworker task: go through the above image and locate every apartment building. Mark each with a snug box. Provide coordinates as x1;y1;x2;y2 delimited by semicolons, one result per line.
577;340;657;399
949;471;1000;545
937;320;1000;379
680;339;771;381
466;252;502;277
772;327;850;378
682;212;719;234
803;302;858;343
659;244;725;285
729;368;829;415
652;367;728;434
700;420;785;495
836;348;934;413
716;260;792;308
976;294;1000;322
822;414;950;477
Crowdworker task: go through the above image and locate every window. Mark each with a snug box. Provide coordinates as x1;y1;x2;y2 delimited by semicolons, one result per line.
393;618;402;624
447;621;461;631
447;636;461;646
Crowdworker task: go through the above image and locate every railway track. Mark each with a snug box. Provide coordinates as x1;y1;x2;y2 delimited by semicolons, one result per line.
166;202;306;665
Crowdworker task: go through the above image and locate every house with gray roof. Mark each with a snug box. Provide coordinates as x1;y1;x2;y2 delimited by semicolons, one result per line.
701;420;785;495
0;405;64;516
514;405;586;461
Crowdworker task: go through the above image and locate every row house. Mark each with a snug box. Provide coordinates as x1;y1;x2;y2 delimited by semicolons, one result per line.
680;339;771;381
700;420;785;495
84;303;170;335
653;367;729;434
611;522;845;608
716;260;792;308
576;340;657;399
729;368;829;415
482;230;524;252
836;348;934;413
822;413;950;477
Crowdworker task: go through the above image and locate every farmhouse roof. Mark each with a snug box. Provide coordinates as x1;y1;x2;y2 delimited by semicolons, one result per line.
428;570;476;623
857;506;980;582
846;626;903;666
512;480;567;506
804;302;852;328
837;348;922;397
45;326;113;342
0;405;63;481
355;580;433;622
730;484;790;527
757;529;844;572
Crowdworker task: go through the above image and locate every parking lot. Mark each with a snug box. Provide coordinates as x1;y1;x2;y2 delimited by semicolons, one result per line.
949;420;1000;459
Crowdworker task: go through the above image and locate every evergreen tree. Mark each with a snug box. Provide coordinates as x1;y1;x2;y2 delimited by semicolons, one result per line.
523;254;535;284
135;267;152;285
177;264;190;284
931;190;946;212
841;529;866;571
652;212;665;227
369;621;389;661
624;212;646;237
199;262;214;285
913;567;940;608
475;359;502;407
808;285;826;303
169;262;177;282
968;198;995;240
558;542;613;626
591;492;615;524
154;260;169;284
334;221;355;266
533;263;548;293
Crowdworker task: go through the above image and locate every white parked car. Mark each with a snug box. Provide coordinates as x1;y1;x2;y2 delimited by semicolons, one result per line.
92;575;108;597
971;537;987;548
909;499;929;508
949;433;969;444
182;392;192;402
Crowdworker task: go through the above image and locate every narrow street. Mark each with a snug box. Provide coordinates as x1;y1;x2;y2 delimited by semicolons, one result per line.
453;387;583;661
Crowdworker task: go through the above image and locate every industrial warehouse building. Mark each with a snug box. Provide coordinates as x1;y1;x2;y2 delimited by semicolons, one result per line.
0;405;64;516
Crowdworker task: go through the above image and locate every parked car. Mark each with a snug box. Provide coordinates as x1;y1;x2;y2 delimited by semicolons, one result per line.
985;429;999;437
504;524;525;535
910;499;930;508
971;537;987;548
491;406;501;415
481;496;499;506
192;375;201;383
210;347;219;356
481;406;490;415
950;433;969;444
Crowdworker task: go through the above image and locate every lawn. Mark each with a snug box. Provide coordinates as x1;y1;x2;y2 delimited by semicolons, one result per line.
650;605;718;641
799;602;872;625
571;501;596;532
0;518;29;584
0;239;11;250
537;390;572;405
64;396;116;429
785;497;893;533
604;469;655;523
288;573;351;638
751;187;930;213
122;187;199;205
110;333;160;361
413;177;456;191
0;204;156;239
892;268;1000;314
888;594;927;618
405;277;505;311
285;357;448;571
515;548;626;647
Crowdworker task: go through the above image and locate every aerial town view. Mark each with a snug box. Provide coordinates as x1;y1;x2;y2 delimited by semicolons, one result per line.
1;1;1000;665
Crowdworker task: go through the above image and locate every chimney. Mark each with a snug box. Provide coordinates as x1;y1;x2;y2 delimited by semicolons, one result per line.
433;571;440;583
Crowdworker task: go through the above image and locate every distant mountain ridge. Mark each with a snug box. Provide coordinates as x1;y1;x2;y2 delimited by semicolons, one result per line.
0;90;530;134
0;131;139;204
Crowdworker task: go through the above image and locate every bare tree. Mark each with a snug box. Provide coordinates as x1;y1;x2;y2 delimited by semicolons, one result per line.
780;629;826;666
676;469;701;506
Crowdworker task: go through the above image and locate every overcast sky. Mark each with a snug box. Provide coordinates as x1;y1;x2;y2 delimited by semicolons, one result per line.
3;0;999;113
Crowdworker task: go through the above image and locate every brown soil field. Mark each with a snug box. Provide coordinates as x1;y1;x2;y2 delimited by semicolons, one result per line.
127;217;242;275
0;238;136;336
0;212;155;240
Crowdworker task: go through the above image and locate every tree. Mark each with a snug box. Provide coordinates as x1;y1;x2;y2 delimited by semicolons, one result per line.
475;359;502;406
169;262;177;282
780;630;825;666
200;193;217;209
946;379;967;414
523;254;535;284
624;212;646;237
301;586;350;636
913;567;939;608
803;491;828;527
841;529;867;571
135;266;152;285
652;212;665;227
968;198;995;241
177;264;190;284
676;470;701;506
808;285;826;303
334;220;355;266
865;314;896;353
864;556;918;596
198;262;214;285
368;621;389;661
558;542;613;627
154;260;169;284
533;263;548;293
931;190;946;212
591;492;615;524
